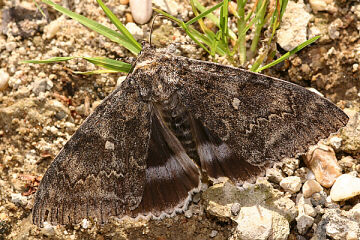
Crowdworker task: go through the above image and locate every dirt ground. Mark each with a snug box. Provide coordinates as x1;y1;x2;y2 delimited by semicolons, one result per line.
1;0;360;239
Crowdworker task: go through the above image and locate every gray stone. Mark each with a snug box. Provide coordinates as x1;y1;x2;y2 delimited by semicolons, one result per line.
32;79;53;95
311;192;327;207
231;203;241;216
339;107;360;153
296;214;314;235
203;179;294;240
315;209;360;240
203;179;296;220
276;1;311;51
192;192;201;204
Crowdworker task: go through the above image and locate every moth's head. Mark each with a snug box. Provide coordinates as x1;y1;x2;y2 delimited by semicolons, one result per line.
130;43;180;102
132;42;173;74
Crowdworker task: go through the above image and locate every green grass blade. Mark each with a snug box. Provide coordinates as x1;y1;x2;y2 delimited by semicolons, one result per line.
250;0;268;53
186;1;223;26
22;57;75;64
96;0;141;52
236;0;247;64
73;69;119;75
154;7;225;56
23;56;132;73
83;57;132;72
42;0;140;55
192;0;237;40
153;8;183;25
255;36;320;72
219;0;229;52
280;0;289;19
187;27;226;56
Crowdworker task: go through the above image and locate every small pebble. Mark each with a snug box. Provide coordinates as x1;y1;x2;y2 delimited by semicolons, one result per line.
117;76;127;87
11;193;28;206
81;219;89;229
311;192;327;207
330;174;360;201
130;0;152;24
0;68;10;91
305;170;316;180
347;231;358;240
44;17;63;39
120;0;129;4
302;180;323;198
280;176;302;193
192;192;201;204
209;230;218;238
184;209;193;218
32;79;53;95
309;0;337;13
328;136;343;150
338;156;356;170
5;42;17;51
125;13;134;23
125;22;144;39
352;63;359;72
231;203;241;216
266;167;284;183
296;214;314;235
305;144;342;188
42;222;55;236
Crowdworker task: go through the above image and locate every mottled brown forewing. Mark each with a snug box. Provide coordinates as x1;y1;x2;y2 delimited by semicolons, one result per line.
33;44;348;227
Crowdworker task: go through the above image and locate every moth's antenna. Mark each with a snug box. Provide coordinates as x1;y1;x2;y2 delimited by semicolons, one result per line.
149;14;162;46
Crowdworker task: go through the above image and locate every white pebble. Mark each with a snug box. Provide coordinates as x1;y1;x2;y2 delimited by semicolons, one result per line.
209;230;218;238
130;0;152;24
280;176;302;193
125;22;144;40
11;193;28;205
330;174;360;201
44;17;63;39
81;219;89;229
117;76;127;87
328;136;343;150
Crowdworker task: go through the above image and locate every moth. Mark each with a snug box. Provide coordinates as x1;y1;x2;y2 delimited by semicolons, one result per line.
32;43;349;227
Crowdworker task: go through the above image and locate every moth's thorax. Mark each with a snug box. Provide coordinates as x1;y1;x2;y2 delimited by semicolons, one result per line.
130;46;181;103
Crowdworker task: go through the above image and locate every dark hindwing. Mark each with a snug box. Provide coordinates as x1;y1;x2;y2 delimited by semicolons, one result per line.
175;57;349;183
33;81;150;227
132;106;200;218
